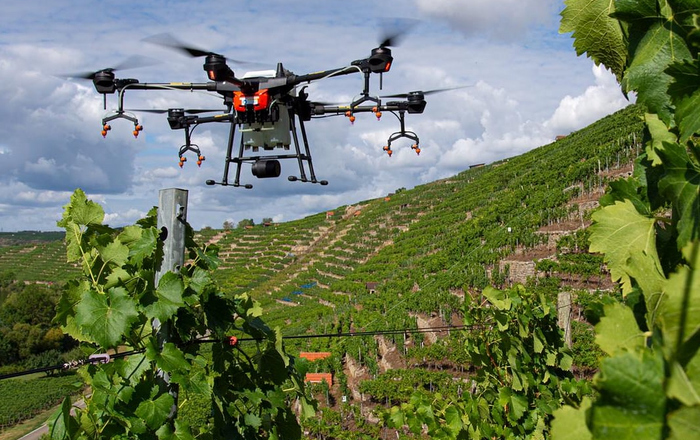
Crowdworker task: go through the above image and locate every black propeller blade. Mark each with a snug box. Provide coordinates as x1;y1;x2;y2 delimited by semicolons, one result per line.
60;55;158;80
143;33;256;66
381;85;473;99
378;18;419;47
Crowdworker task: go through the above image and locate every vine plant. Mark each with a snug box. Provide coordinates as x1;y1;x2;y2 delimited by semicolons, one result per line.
385;287;590;439
50;189;314;440
552;0;700;438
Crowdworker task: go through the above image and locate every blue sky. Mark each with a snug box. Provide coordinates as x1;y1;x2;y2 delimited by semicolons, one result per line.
0;0;631;231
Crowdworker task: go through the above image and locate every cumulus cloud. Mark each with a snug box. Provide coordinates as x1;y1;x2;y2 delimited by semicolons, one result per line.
545;64;630;134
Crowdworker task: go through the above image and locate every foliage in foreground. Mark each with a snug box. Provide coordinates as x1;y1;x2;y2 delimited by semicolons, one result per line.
552;0;700;438
49;189;314;440
385;287;589;439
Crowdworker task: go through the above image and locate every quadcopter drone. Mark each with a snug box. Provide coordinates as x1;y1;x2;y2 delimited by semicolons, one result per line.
75;33;463;188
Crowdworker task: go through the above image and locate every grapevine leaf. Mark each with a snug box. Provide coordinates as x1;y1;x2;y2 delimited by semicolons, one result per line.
58;188;105;228
118;353;151;386
145;271;185;323
483;287;511;310
146;341;189;374
667;359;700;405
620;17;692;124
591;350;666;440
135;393;174;430
49;397;80;440
550;397;592;440
589;200;665;295
667;58;700;142
119;225;158;266
645;112;677;166
668;405;700;440
659;249;700;359
560;0;627;81
657;141;700;248
594;302;645;356
187;267;212;294
156;420;195;440
98;240;129;270
444;405;463;435
75;287;139;347
612;0;669;20
244;413;262;429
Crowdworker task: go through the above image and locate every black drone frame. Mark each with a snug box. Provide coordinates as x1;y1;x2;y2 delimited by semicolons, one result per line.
87;39;438;188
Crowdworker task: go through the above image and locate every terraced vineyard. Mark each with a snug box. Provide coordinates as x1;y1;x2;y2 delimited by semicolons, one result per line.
0;104;645;437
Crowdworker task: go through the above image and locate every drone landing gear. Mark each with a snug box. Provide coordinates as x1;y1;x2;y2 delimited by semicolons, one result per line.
101;110;143;138
206;111;327;188
383;110;420;156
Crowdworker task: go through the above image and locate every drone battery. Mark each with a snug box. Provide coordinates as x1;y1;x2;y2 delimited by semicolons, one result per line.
252;159;281;179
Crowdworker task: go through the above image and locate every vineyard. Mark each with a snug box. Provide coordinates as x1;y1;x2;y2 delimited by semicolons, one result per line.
0;102;649;438
0;373;79;429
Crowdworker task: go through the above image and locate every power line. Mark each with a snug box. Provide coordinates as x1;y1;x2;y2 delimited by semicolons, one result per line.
0;324;482;381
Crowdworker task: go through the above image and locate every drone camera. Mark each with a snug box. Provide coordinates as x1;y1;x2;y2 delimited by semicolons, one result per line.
252;159;281;179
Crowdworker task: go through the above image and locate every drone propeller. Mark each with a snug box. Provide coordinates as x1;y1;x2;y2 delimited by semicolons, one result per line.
60;55;158;80
380;85;473;99
143;33;255;66
378;18;419;48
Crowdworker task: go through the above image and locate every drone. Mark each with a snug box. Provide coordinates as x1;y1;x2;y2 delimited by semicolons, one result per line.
73;33;465;188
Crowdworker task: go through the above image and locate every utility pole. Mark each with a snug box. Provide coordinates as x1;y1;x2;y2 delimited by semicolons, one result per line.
154;188;188;419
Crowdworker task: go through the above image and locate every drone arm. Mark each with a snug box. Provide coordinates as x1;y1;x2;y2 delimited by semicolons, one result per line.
312;102;409;116
291;65;362;85
121;81;240;93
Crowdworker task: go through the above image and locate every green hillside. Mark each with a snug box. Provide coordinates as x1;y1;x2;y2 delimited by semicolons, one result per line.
0;104;644;436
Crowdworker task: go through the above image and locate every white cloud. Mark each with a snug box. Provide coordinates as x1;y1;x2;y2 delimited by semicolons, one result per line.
545;65;630;134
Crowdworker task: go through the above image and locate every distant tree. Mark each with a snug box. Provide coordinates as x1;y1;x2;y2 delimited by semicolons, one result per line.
262;217;273;225
222;220;234;230
238;218;255;228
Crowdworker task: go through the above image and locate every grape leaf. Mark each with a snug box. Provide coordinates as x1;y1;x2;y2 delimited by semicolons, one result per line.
668;405;700;440
550;397;592;440
560;0;627;81
75;287;139;347
667;359;700;406
98;240;129;269
146;342;189;374
594;302;645;356
58;188;105;227
589;200;665;295
645;112;677;167
657;142;700;248
660;250;700;359
591;350;666;440
119;225;158;266
145;271;185;323
667;58;700;143
135;393;174;430
621;20;692;125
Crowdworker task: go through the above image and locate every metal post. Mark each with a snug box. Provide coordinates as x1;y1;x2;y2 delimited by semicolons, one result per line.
155;188;188;419
557;291;572;350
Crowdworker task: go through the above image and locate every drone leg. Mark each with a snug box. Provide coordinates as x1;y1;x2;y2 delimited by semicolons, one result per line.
221;123;237;185
298;117;323;184
289;113;309;183
233;132;246;187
